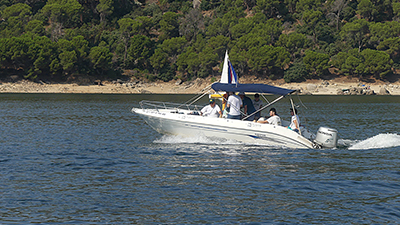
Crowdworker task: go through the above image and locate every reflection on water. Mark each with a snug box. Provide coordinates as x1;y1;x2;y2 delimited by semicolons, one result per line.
0;94;399;224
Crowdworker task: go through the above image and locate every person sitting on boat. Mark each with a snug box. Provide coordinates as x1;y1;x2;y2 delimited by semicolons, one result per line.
287;108;300;132
252;93;263;120
239;92;256;121
255;108;281;126
201;99;222;118
226;92;242;120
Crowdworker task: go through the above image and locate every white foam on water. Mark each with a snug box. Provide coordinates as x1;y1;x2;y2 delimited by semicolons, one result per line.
154;134;241;145
154;134;280;148
337;139;358;148
153;135;257;155
348;133;400;150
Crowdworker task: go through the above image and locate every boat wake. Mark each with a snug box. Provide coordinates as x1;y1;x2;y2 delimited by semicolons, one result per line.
154;135;280;148
348;133;400;150
155;133;400;151
154;135;228;145
155;135;251;145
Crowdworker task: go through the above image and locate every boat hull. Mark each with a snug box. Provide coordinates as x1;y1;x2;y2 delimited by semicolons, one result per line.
132;108;315;149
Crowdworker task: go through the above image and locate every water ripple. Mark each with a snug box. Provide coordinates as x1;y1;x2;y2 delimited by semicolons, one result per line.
1;94;400;224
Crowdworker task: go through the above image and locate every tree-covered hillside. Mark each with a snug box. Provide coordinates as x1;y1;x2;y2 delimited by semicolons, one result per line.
1;0;399;83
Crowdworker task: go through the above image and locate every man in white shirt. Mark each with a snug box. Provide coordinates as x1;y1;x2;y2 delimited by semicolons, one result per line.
287;108;300;132
255;108;281;126
226;92;242;120
201;99;222;118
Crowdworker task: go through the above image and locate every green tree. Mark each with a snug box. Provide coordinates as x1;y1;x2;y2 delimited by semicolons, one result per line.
150;48;169;76
303;50;330;76
207;35;230;58
59;50;77;74
89;44;113;75
0;3;32;37
206;8;246;38
160;37;187;63
0;36;31;70
229;17;254;40
159;12;179;41
235;33;271;52
127;35;154;69
302;10;323;43
247;45;290;76
56;36;90;75
340;19;369;52
276;32;308;59
24;20;45;36
284;60;309;82
96;0;114;24
369;21;400;47
199;46;219;77
377;37;400;63
342;55;364;76
206;17;230;38
332;49;365;77
133;16;154;36
361;49;393;78
41;0;83;40
263;19;283;43
255;0;285;18
285;0;297;14
0;35;59;79
227;46;248;75
393;1;400;20
41;0;83;27
117;18;134;65
357;0;376;21
30;35;58;79
70;35;89;59
176;47;200;79
200;0;221;10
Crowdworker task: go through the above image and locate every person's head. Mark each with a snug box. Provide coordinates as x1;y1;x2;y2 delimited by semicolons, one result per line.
270;108;277;116
238;92;245;99
209;99;216;106
254;93;260;100
290;108;298;115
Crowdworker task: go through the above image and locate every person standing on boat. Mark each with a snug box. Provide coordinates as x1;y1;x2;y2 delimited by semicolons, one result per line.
287;108;300;132
239;92;256;121
201;99;222;118
222;92;229;118
252;93;263;120
226;92;242;120
255;108;281;126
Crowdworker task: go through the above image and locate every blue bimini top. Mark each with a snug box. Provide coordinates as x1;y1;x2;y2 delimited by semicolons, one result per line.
211;83;295;96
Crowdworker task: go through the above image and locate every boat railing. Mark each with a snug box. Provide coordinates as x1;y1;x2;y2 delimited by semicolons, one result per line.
139;100;203;112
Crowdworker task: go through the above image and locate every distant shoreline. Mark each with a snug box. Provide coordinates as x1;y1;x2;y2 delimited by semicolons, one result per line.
1;78;400;95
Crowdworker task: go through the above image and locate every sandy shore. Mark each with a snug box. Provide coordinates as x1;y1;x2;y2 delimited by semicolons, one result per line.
1;77;400;95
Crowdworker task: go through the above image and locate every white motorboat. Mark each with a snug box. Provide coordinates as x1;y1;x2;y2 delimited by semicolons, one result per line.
132;52;339;149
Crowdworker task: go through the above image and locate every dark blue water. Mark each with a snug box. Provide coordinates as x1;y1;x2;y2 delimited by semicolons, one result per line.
1;94;400;224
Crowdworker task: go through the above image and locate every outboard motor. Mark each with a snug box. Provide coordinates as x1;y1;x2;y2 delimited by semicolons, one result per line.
314;127;338;148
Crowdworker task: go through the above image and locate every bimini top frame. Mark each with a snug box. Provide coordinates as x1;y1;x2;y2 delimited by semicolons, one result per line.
211;82;296;121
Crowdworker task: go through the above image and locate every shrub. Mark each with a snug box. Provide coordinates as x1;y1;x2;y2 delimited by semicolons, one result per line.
284;62;309;83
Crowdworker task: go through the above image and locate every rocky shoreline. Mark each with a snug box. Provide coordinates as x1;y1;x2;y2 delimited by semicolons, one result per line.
0;77;399;95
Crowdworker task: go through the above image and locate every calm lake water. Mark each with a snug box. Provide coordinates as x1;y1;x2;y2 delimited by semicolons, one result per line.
1;93;400;224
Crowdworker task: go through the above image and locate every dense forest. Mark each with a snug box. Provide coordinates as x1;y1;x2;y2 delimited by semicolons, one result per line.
0;0;400;83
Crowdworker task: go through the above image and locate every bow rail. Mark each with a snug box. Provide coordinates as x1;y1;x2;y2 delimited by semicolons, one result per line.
139;100;203;113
